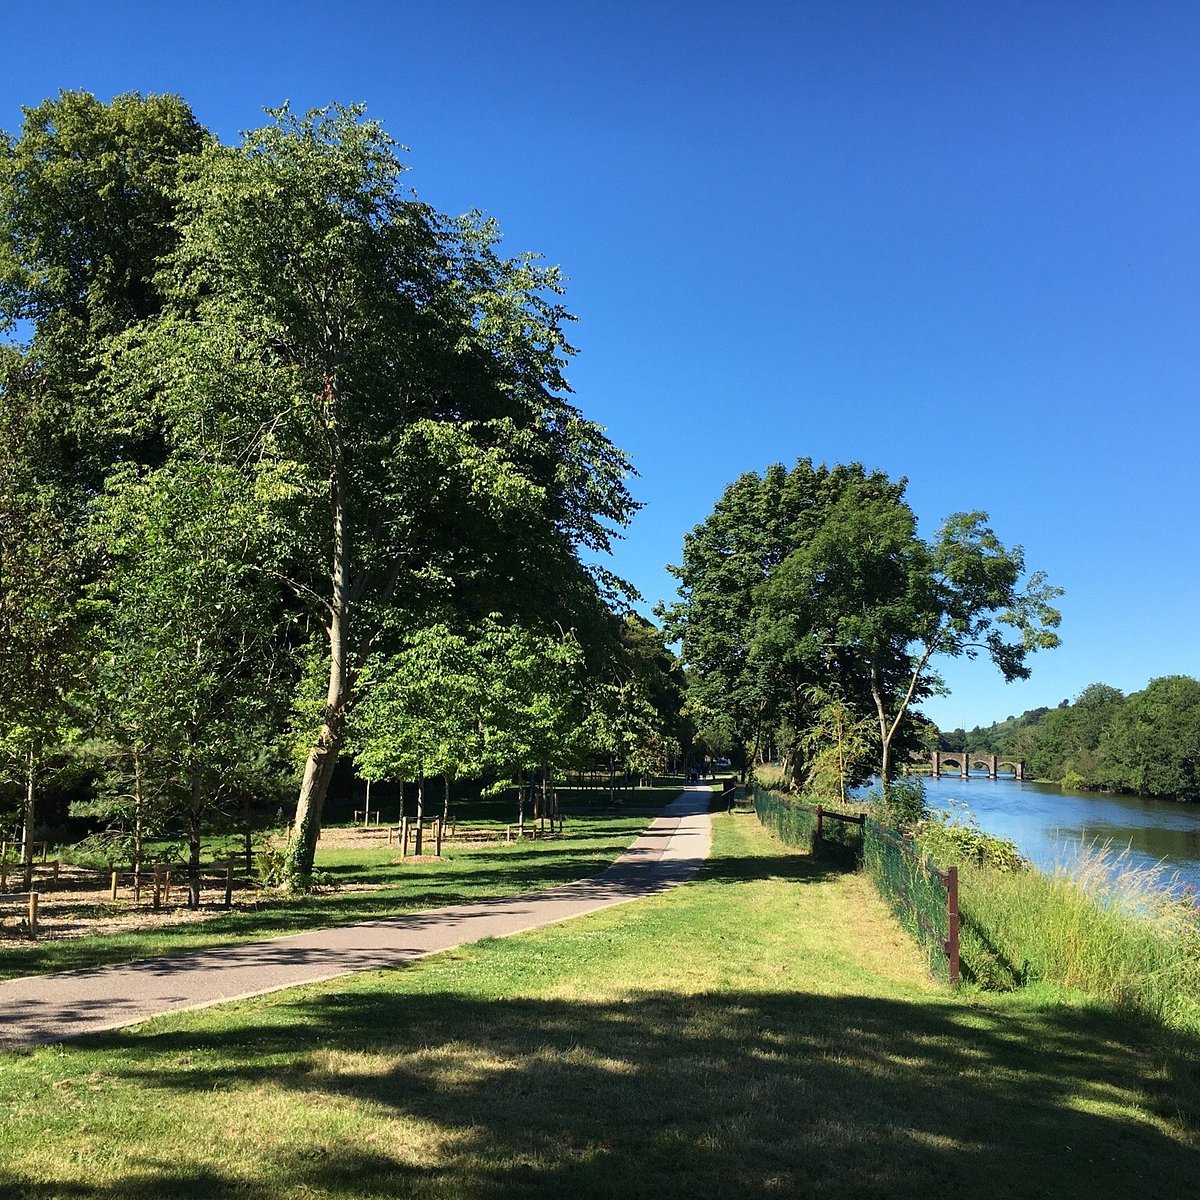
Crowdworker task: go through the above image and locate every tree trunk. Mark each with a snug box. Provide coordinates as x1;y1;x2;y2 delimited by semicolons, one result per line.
288;374;350;887
415;776;424;856
188;767;202;910
133;749;144;901
21;744;35;893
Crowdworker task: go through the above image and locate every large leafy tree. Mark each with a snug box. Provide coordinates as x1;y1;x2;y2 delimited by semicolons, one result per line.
667;462;1061;794
1095;676;1200;799
0;354;89;889
121;104;636;885
661;460;905;777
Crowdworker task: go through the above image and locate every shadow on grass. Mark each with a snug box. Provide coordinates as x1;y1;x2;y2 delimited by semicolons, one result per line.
8;986;1196;1199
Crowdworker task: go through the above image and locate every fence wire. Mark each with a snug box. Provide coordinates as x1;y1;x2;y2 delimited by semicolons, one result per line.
750;783;954;983
752;784;817;853
863;819;952;984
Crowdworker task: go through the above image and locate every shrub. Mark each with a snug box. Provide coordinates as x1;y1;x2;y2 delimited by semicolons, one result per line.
915;803;1025;873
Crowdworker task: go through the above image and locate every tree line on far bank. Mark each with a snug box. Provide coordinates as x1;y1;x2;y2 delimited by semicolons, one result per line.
0;91;690;899
939;677;1200;800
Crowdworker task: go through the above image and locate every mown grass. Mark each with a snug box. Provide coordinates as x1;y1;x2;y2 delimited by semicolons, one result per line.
0;808;661;982
1;811;1195;1199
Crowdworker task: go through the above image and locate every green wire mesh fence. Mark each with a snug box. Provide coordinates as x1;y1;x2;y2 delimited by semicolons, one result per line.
752;784;818;853
863;819;959;984
750;783;959;984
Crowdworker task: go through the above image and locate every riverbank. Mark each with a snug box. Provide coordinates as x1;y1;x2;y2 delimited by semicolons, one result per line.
2;810;1195;1198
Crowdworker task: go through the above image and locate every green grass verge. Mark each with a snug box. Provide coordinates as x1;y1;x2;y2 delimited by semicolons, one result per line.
0;811;657;982
1;809;1195;1198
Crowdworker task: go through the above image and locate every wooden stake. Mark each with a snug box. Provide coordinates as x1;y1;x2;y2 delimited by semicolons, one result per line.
110;871;119;901
401;816;409;856
28;891;38;938
163;870;172;905
435;816;443;857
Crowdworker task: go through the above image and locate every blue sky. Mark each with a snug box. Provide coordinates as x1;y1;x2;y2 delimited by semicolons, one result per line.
3;1;1197;729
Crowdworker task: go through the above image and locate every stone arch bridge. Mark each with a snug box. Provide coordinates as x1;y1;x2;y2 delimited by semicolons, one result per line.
929;750;1024;780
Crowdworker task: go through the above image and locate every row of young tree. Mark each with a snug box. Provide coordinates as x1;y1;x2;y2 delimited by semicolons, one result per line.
942;678;1200;800
0;91;689;898
660;460;1061;800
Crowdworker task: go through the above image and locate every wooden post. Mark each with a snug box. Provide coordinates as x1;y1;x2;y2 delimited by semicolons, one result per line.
435;816;443;857
401;816;410;856
153;865;162;911
816;804;824;843
110;870;119;902
387;826;395;846
52;859;60;882
945;866;960;986
28;890;38;938
39;841;48;863
224;858;234;909
163;870;172;905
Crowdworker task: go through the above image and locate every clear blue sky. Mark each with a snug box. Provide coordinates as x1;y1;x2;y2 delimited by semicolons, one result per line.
4;1;1197;730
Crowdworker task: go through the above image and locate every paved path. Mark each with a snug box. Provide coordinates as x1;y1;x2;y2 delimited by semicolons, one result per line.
0;789;712;1051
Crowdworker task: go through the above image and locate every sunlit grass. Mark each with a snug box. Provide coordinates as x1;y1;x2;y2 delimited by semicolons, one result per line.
0;811;656;981
958;840;1200;1033
1;814;1195;1198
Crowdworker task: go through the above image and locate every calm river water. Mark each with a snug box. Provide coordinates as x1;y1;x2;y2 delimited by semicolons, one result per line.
915;772;1200;892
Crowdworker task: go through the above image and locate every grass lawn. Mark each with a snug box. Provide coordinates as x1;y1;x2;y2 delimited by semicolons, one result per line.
0;807;661;982
0;809;1195;1198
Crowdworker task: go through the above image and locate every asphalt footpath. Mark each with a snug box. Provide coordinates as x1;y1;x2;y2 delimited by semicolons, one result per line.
0;787;713;1051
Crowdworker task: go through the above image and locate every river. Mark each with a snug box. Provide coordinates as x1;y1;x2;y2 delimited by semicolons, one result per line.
913;772;1200;892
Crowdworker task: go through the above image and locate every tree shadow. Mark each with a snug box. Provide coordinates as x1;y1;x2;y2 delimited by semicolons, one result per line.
10;986;1196;1198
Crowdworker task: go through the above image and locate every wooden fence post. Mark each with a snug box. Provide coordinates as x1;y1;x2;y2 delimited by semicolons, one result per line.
28;891;38;938
401;816;410;856
52;859;60;883
110;871;119;902
945;865;960;985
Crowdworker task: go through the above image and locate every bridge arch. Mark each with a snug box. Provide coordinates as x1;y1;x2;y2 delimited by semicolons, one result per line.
929;750;1024;781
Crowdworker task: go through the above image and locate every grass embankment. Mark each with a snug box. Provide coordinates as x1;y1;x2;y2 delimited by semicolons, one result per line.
957;851;1200;1031
0;800;667;982
2;810;1196;1199
915;808;1200;1033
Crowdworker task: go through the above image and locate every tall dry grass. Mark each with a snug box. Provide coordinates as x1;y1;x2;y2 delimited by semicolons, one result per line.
959;841;1200;1033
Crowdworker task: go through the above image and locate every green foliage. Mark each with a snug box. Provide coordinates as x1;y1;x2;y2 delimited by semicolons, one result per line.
664;461;1061;796
946;676;1200;800
915;802;1025;872
864;775;928;829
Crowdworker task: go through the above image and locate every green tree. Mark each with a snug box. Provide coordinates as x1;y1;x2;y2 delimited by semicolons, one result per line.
109;103;635;887
0;359;89;889
1095;676;1200;799
662;460;903;777
91;461;289;906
